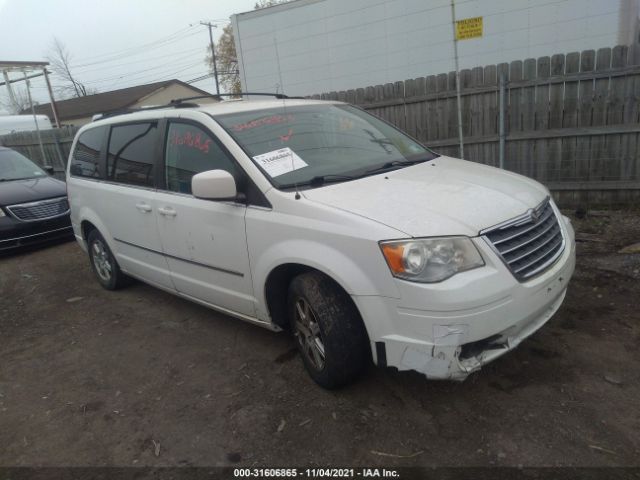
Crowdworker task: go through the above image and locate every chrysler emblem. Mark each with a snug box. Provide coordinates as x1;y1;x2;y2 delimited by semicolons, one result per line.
529;208;541;222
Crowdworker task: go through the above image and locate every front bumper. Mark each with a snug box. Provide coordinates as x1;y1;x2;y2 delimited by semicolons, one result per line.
0;213;73;252
353;215;576;381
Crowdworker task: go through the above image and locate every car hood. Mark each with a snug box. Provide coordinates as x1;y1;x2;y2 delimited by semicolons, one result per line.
302;156;549;237
0;176;67;206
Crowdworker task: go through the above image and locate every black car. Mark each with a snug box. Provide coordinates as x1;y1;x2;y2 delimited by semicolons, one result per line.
0;146;73;252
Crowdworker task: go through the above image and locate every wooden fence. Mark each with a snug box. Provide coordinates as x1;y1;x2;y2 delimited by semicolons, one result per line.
0;126;79;180
312;44;640;207
4;47;640;208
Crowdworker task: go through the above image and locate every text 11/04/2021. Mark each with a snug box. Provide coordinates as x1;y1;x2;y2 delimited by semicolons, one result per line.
233;468;400;478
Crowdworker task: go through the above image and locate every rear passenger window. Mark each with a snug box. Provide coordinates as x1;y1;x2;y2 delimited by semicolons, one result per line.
71;126;105;178
107;123;158;187
165;122;236;194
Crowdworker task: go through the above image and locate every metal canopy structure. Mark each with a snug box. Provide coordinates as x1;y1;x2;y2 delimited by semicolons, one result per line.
0;60;62;163
0;60;60;128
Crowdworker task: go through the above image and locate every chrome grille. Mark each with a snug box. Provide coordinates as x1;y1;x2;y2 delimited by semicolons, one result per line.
482;197;565;281
7;197;70;222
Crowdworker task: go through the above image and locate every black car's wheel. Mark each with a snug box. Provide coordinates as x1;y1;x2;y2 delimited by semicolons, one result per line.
288;271;370;389
87;230;130;290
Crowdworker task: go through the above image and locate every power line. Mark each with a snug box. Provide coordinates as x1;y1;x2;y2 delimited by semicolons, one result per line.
71;26;197;66
74;56;206;86
186;73;214;84
153;62;208;82
73;30;203;69
43;59;204;96
186;70;238;84
18;19;230;101
94;61;205;90
74;46;206;75
71;20;230;70
71;28;203;69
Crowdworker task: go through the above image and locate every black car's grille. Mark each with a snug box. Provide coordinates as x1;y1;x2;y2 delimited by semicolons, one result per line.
482;198;565;281
7;197;70;222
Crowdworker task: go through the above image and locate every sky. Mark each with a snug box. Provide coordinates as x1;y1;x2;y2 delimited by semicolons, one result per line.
0;0;258;112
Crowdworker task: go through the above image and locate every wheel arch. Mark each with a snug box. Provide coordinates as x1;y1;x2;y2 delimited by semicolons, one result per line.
264;262;313;329
80;219;97;242
263;261;368;336
254;239;398;329
76;207;116;252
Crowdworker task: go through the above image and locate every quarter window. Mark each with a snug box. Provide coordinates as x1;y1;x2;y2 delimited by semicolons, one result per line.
165;122;236;194
107;123;158;187
70;126;106;178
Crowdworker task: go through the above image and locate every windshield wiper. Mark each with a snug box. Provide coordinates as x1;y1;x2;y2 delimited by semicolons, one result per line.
0;177;36;182
362;158;431;176
308;174;358;187
278;157;434;190
280;174;357;189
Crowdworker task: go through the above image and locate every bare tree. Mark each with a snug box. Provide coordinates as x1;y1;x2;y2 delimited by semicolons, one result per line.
0;87;35;114
47;37;96;98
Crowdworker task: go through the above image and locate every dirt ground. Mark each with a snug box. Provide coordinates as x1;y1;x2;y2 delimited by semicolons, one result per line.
1;210;639;468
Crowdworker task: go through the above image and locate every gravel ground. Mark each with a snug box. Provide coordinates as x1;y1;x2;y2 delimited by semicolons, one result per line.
0;210;639;468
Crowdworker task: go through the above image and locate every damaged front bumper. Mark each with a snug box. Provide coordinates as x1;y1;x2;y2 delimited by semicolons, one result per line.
354;216;576;381
405;287;567;380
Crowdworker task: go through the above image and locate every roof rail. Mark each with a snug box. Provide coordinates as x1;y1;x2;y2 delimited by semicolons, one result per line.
92;103;180;121
169;92;302;105
92;92;303;122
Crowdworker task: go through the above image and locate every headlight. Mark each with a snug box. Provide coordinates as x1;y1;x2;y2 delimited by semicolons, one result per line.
380;237;484;283
0;208;5;217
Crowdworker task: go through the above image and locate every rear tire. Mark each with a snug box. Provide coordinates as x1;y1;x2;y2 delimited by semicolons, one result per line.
288;271;369;389
87;230;130;290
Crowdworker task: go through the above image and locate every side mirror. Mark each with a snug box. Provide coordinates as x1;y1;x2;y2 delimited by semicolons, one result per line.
191;169;237;200
43;165;55;175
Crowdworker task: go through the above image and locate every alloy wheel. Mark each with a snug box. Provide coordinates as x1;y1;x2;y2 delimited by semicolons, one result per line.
293;297;326;371
91;239;112;282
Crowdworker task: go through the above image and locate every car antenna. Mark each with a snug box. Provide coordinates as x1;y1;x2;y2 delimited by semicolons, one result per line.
273;36;300;200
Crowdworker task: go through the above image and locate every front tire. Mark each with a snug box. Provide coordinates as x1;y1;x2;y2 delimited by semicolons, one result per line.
288;271;369;389
87;230;130;290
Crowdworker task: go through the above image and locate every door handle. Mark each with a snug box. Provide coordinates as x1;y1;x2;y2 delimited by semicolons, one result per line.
158;206;177;217
135;202;152;213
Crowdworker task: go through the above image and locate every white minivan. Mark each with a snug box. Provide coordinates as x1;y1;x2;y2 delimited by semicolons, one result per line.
66;98;575;388
0;114;53;136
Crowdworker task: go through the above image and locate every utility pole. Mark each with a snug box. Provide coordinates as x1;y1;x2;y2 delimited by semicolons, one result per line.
43;69;61;128
23;72;47;164
2;71;18;111
450;0;464;159
200;21;220;95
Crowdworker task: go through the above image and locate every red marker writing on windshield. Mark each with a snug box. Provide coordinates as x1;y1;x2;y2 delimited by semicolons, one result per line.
280;128;293;142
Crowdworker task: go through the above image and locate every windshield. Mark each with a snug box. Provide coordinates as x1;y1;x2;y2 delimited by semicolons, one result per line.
0;148;46;181
215;104;438;188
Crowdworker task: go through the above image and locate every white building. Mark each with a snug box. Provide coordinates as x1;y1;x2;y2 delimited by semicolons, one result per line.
232;0;640;96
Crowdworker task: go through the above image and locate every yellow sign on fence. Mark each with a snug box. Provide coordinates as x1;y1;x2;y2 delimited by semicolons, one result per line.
455;16;483;40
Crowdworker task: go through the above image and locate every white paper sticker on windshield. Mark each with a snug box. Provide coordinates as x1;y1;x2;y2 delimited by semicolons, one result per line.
253;147;308;178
